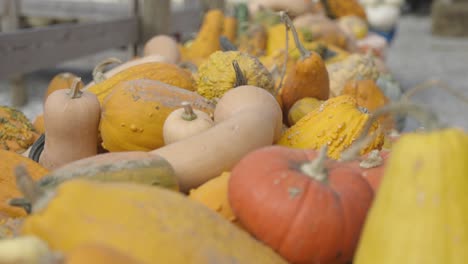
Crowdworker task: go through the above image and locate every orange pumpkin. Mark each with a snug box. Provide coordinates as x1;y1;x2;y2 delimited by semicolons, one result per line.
229;146;374;264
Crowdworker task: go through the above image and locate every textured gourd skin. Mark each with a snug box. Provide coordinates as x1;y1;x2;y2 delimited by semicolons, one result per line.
278;95;384;159
100;80;215;152
0;107;39;153
327;54;381;97
188;172;237;224
354;128;468;264
21;180;287;264
196;51;275;99
0;150;48;217
180;9;224;65
87;62;195;103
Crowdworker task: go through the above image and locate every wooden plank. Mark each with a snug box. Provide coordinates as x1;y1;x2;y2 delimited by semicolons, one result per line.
170;5;203;36
0;17;138;79
140;0;171;43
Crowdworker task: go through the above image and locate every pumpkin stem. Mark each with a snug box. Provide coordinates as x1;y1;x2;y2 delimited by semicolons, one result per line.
340;102;442;162
279;11;311;60
232;60;248;87
181;101;198;121
9;197;31;214
402;79;468;105
300;146;329;183
68;78;83;99
219;36;238;51
360;150;383;169
274;13;290;96
92;57;123;84
13;165;45;208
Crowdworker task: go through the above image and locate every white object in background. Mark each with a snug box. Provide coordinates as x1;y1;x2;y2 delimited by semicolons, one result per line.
366;5;401;31
356;32;388;60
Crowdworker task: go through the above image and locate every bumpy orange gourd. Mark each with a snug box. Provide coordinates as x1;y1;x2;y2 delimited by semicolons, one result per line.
278;95;385;159
0;106;39;153
278;13;330;116
180;9;225;65
87;62;195;104
0;150;48;217
100;80;215;152
44;72;83;103
188;172;238;225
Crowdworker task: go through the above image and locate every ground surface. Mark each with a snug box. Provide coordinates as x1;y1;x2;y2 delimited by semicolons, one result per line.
1;15;467;131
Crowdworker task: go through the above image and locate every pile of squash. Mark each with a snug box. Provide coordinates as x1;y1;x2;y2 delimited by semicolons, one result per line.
0;1;467;264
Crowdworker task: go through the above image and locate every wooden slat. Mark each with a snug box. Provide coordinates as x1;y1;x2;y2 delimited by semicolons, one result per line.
170;5;203;36
0;17;138;79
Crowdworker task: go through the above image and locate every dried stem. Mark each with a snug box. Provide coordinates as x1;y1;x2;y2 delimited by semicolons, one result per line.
300;146;329;183
68;78;83;99
92;57;123;84
181;102;197;121
232;60;248;87
279;11;310;60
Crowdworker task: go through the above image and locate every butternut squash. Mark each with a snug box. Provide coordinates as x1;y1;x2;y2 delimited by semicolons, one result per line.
151;86;283;192
143;35;180;64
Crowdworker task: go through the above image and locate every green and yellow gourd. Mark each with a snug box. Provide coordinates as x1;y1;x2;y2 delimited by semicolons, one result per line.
0;107;39;154
196;51;275;99
353;103;468;264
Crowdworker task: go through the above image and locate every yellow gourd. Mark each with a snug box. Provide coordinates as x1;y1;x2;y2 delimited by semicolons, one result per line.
354;104;468;264
180;9;225;65
87;62;195;104
287;97;324;126
238;24;268;57
278;95;384;159
19;178;287;264
266;23;306;56
188;172;237;225
196;51;275;99
222;16;237;43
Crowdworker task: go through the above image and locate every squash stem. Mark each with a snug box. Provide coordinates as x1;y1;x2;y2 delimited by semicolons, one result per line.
340;102;442;162
219;36;238;51
280;11;310;60
181;102;198;121
232;60;248;87
300;146;329;183
360;150;383;169
9;198;32;214
92;57;122;84
69;78;83;99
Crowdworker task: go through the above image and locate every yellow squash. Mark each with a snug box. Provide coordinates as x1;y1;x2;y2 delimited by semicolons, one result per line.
287;97;324;126
354;128;468;264
100;80;215;152
278;95;384;159
87;62;195;104
20;179;287;264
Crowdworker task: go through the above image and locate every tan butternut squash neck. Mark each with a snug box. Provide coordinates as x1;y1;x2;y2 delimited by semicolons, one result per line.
280;11;310;60
68;78;83;99
300;146;329;183
232;60;247;87
181;102;197;121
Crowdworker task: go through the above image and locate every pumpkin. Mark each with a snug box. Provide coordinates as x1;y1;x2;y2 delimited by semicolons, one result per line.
32;114;44;134
320;0;367;20
196;51;275;99
152;85;283;192
278;95;385;160
0;236;54;263
18;178;287;263
66;243;144;264
342;79;394;131
0;150;48;217
99;80;215;152
278;12;330;117
87;61;196;103
180;9;224;65
188;171;238;225
354;103;468;264
0;106;39;153
44;72;83;103
327;53;381;97
39;79;100;170
143;35;181;64
238;24;268;57
287;97;324;126
163;102;214;145
229;146;374;264
222;15;237;43
337;15;369;40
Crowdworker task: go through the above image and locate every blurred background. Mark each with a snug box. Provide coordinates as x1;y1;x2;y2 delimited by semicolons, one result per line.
0;0;466;131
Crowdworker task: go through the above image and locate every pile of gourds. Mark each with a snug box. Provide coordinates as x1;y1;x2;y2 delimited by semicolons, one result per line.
0;1;467;263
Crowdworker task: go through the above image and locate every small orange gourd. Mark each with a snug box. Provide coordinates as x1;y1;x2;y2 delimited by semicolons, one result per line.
163;102;214;145
40;78;101;170
278;12;330;117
